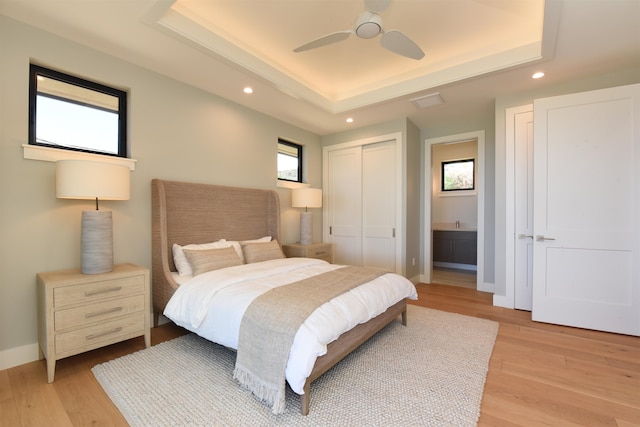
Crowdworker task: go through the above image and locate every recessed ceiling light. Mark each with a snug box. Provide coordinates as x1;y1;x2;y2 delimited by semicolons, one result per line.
532;72;545;79
346;118;354;123
243;87;253;94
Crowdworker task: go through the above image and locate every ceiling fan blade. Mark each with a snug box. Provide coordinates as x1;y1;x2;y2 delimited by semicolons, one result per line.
380;30;425;60
293;31;352;53
365;0;392;13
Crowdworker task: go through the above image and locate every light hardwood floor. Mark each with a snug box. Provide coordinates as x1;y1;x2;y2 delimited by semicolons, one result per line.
432;266;477;289
1;283;639;426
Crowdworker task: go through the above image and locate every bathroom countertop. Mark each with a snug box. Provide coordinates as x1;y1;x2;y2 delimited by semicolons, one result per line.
432;223;477;232
433;227;477;232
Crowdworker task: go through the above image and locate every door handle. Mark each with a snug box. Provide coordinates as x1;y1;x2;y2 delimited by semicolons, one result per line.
517;234;533;239
536;235;556;241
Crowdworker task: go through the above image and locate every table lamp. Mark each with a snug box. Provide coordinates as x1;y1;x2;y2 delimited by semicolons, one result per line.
291;188;322;246
56;159;130;274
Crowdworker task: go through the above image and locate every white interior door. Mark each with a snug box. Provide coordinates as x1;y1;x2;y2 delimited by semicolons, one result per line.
514;110;534;311
326;146;362;266
362;141;396;271
532;84;640;336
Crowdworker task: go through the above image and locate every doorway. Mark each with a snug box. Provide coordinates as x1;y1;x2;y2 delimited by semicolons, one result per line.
423;131;487;291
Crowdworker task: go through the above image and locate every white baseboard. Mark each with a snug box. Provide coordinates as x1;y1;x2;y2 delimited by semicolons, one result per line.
0;342;40;372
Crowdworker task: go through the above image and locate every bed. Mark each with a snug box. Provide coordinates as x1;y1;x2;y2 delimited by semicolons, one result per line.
151;179;417;415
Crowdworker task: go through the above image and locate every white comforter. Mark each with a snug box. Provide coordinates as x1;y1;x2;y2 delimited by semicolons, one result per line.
163;257;418;394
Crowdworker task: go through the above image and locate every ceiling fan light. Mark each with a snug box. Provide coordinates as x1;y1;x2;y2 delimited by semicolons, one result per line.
355;12;382;39
356;21;381;38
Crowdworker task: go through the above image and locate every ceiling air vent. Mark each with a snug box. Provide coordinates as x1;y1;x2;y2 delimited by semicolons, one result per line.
410;93;444;109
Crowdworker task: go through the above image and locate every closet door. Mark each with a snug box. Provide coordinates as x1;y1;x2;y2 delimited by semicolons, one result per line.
326;146;362;266
362;141;396;271
324;138;399;272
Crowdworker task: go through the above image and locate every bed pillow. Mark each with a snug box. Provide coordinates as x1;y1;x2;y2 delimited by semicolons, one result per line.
228;236;272;263
183;246;243;276
241;239;285;264
173;240;228;276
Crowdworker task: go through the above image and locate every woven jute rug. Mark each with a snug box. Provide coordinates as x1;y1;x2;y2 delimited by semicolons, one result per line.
92;305;498;426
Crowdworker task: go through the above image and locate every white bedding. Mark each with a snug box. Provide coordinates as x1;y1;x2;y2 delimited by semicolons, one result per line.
164;257;418;395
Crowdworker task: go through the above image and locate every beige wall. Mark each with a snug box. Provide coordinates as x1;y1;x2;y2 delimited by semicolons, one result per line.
0;17;322;367
404;119;421;281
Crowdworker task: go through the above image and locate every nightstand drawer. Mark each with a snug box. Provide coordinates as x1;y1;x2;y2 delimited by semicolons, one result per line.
55;312;145;356
307;247;331;259
282;243;333;264
53;275;145;308
54;294;145;331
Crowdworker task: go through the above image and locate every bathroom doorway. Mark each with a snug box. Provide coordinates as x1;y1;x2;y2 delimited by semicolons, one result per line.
423;131;486;291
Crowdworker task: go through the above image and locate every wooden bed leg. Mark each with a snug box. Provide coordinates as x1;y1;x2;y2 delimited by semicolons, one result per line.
300;380;311;415
153;310;160;328
401;309;407;326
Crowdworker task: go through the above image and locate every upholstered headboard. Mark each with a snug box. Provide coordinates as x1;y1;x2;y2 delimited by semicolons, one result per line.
151;179;281;323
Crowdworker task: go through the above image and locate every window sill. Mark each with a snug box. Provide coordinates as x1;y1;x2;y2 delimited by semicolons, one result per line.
276;180;310;190
23;144;137;170
438;190;477;197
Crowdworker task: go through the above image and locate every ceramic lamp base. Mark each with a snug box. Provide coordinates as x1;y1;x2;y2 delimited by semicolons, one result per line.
81;210;113;274
299;211;313;246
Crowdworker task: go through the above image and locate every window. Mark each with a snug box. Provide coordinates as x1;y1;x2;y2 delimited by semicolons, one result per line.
442;158;475;191
277;139;302;182
29;64;128;158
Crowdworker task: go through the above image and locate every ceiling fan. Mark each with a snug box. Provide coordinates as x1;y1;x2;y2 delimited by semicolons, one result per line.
293;0;425;60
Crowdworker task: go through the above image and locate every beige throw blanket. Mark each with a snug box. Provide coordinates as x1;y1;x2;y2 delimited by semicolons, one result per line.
233;266;385;414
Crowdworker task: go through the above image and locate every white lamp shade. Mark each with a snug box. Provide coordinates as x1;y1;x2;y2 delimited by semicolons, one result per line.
56;159;129;274
56;159;130;201
291;188;322;209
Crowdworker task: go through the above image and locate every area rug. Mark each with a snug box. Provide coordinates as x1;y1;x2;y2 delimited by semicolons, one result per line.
92;305;498;426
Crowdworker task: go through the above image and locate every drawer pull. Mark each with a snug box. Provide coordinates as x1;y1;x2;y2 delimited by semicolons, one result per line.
314;251;326;255
86;327;123;341
85;307;123;318
85;286;122;297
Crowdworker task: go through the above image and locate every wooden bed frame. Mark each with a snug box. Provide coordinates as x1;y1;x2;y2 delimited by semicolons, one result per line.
151;179;407;415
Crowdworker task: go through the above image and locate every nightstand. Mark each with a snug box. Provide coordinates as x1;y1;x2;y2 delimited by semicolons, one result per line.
282;242;333;264
37;263;150;383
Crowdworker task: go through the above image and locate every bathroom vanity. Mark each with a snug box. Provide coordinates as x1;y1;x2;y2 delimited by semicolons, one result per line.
432;227;477;266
